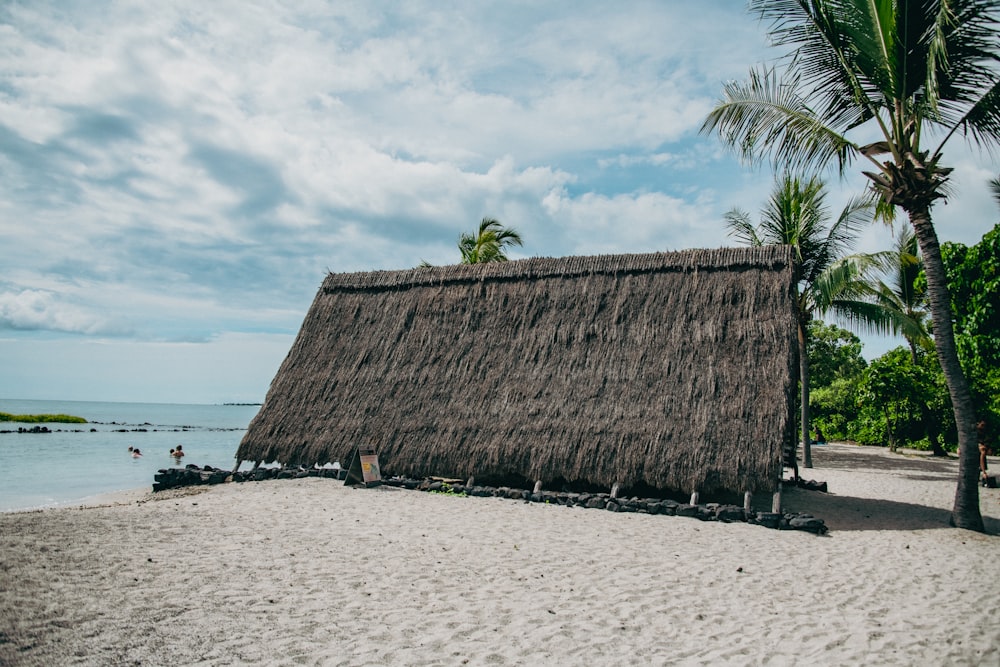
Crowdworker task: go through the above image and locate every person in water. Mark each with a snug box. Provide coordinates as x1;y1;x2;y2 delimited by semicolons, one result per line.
172;444;185;459
131;448;142;458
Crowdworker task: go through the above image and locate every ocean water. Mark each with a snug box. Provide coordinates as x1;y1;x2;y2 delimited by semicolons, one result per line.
0;399;261;512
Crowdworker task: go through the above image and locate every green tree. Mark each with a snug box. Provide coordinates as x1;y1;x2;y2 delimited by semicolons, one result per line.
857;346;953;451
725;173;876;469
459;217;523;264
808;321;867;439
942;218;1000;439
702;0;1000;531
807;320;866;388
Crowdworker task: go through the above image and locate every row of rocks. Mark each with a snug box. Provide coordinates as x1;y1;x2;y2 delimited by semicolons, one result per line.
151;465;828;535
381;478;828;534
789;478;829;493
152;464;348;491
0;425;54;433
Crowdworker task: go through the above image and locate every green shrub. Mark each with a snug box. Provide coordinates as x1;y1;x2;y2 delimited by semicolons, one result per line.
0;413;87;424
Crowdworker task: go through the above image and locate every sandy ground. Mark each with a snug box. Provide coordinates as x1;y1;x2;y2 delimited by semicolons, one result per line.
1;443;998;667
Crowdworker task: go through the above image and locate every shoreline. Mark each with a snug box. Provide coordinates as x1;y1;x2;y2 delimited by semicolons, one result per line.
2;443;998;665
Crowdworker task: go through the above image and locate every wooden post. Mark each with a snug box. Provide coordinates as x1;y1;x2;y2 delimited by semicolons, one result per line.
744;491;752;514
772;486;782;513
466;476;475;488
689;490;699;506
533;480;542;494
610;483;620;499
232;460;242;474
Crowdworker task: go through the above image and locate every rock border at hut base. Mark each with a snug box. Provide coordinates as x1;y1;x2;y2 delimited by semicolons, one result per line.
152;465;828;535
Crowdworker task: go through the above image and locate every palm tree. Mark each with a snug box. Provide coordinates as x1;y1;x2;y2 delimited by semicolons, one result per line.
870;226;933;362
702;0;999;531
868;225;953;454
459;217;523;264
725;173;875;470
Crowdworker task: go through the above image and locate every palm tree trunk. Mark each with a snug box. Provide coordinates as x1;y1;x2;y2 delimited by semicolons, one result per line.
909;209;984;532
798;318;812;469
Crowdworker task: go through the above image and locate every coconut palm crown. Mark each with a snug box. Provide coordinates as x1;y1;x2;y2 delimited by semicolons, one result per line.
702;0;1000;531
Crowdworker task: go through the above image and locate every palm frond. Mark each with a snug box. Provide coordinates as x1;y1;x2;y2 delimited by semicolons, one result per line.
749;0;881;132
723;208;763;246
941;78;1000;155
933;0;1000;130
809;255;866;312
828;297;922;337
701;66;856;173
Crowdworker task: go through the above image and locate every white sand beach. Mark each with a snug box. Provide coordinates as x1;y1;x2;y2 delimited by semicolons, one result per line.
2;443;998;666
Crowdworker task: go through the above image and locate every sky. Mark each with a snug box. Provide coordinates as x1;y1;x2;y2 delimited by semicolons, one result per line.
1;1;997;405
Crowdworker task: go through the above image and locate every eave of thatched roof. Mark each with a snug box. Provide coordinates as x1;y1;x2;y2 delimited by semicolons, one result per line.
237;246;798;495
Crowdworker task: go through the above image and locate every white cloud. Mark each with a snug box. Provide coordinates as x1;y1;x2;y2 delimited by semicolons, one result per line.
0;288;128;336
542;188;722;255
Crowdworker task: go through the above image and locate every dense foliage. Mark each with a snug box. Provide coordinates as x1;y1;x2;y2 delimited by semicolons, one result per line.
807;322;955;452
808;220;1000;453
942;222;1000;444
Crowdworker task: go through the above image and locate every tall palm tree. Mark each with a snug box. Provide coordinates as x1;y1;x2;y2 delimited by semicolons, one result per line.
459;217;523;264
725;173;875;470
702;0;1000;531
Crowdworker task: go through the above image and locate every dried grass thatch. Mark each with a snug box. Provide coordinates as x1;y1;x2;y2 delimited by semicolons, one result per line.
237;247;798;495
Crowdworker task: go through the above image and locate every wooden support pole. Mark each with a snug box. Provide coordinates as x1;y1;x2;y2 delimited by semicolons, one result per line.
690;490;699;506
772;486;782;513
233;460;242;474
744;491;752;514
466;476;475;488
533;480;543;494
610;483;620;499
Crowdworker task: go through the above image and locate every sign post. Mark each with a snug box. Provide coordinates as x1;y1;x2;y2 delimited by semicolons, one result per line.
344;447;381;487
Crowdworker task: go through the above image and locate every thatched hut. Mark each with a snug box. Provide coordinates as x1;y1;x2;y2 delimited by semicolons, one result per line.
237;246;798;497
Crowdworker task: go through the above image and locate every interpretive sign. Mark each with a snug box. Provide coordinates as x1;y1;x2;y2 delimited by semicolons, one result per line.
344;447;381;487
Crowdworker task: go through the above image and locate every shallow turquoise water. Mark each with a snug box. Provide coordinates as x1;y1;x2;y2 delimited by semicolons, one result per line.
0;399;261;511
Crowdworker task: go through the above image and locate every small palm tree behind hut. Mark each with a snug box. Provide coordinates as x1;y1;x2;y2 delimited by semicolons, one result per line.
725;173;877;471
419;217;523;268
459;217;523;264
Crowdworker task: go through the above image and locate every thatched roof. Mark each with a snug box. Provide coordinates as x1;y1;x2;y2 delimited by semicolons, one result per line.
237;247;798;495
